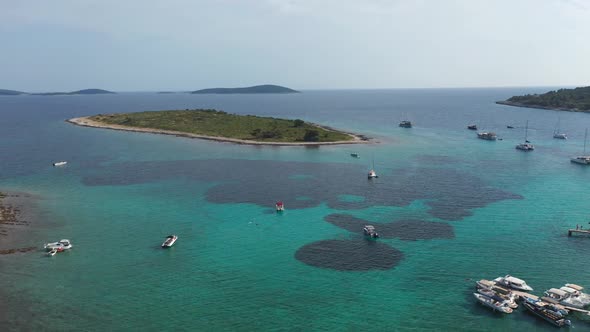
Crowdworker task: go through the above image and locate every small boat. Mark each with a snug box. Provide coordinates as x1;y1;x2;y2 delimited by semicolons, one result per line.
275;201;285;212
53;161;67;166
553;118;567;139
44;239;72;251
494;275;533;291
523;297;571;327
507;125;514;129
516;120;534;151
350;153;360;158
161;235;178;248
399;120;412;128
571;129;590;165
473;293;513;313
559;285;590;308
467;124;478;130
477;132;497;140
368;157;378;179
476;288;518;309
47;248;58;256
363;225;379;238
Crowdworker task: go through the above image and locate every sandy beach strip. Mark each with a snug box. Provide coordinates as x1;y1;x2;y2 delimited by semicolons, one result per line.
67;116;373;146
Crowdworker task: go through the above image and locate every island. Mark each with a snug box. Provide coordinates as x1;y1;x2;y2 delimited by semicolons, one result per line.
191;84;299;94
67;109;369;146
0;89;26;96
497;86;590;112
32;88;116;96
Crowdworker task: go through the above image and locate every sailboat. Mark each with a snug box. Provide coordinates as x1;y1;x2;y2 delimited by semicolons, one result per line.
399;112;412;128
553;118;567;139
571;129;590;165
368;157;378;179
516;120;534;151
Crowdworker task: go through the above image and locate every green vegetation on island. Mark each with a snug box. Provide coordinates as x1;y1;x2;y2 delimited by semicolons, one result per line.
498;86;590;112
191;84;299;94
87;109;355;143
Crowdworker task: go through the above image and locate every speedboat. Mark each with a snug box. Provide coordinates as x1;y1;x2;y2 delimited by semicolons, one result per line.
161;235;178;248
367;169;378;179
515;142;535;151
363;225;379;238
399;120;412;128
477;132;497;140
44;239;72;251
523;297;571;327
52;161;67;166
473;293;513;313
571;156;590;165
275;201;285;212
467;124;478;130
560;285;590;308
494;275;533;291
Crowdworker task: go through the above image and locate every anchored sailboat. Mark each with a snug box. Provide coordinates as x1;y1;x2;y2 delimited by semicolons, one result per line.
516;120;534;151
553;117;567;139
571;129;590;165
368;156;378;179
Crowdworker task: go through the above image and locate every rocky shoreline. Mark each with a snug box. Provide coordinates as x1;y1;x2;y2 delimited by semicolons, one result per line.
67;116;373;146
496;100;585;113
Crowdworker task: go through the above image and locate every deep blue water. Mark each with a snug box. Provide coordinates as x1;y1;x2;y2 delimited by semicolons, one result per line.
1;88;590;331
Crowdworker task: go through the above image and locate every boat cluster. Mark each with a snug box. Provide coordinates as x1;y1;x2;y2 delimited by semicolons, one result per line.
474;274;590;327
44;239;72;256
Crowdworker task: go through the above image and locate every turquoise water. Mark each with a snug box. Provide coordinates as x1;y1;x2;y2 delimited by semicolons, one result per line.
1;89;590;331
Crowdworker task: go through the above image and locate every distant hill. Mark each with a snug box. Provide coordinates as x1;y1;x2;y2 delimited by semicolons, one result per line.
498;86;590;112
0;89;26;96
32;89;116;96
191;84;299;94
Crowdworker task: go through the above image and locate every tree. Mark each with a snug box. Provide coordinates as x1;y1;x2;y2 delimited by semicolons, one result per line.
293;119;305;127
303;129;320;142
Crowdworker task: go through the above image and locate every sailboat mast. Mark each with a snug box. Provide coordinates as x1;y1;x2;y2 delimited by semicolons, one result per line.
584;129;588;154
524;120;528;142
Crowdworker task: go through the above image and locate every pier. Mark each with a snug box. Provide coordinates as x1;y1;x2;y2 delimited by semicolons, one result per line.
568;229;590;236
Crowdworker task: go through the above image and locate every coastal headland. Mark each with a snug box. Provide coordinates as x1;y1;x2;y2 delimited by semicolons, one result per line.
67;110;371;146
497;86;590;112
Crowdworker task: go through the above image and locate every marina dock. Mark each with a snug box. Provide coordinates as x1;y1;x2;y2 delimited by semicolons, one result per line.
568;229;590;236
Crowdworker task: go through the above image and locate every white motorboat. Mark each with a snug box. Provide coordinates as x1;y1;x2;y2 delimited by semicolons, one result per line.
53;161;67;166
161;235;178;248
560;285;590;308
477;132;497;140
494;275;533;292
44;239;72;250
363;225;379;238
571;129;590;165
553;118;567;139
473;293;513;313
476;288;518;309
368;169;378;179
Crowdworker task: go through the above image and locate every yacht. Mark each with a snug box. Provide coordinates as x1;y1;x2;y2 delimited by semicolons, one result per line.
516;120;534;151
571;129;590;165
544;287;590;309
476;288;518;309
477;132;497;140
467;124;478;130
161;235;178;248
53;161;67;166
275;201;284;212
399;120;412;128
368;169;378;179
44;239;72;251
363;225;379;238
523;297;571;327
473;293;513;313
553;118;567;139
493;275;533;291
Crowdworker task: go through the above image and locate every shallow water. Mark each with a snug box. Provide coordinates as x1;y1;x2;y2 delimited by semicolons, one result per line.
1;89;590;331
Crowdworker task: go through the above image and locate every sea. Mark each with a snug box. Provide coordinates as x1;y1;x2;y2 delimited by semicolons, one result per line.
1;88;590;331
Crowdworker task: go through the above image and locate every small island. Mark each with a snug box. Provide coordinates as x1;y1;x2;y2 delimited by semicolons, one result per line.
32;88;115;96
0;89;26;96
67;109;369;146
497;86;590;112
191;84;299;94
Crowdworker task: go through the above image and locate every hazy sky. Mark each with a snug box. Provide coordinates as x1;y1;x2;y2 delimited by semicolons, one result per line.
1;0;589;91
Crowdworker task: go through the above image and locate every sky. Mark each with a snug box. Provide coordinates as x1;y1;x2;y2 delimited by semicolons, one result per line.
1;0;589;91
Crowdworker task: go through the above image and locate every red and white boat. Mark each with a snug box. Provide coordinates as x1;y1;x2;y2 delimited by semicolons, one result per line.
161;235;178;248
275;201;284;212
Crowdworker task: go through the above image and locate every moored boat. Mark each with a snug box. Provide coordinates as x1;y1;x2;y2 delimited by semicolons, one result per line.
350;153;360;158
363;225;379;238
523;297;571;327
44;239;72;251
275;201;285;212
399;120;412;128
53;161;67;166
516;120;534;151
161;235;178;248
493;275;533;292
477;132;497;140
367;169;378;179
47;248;58;256
473;293;513;313
467;124;478;130
476;288;518;309
571;129;590;165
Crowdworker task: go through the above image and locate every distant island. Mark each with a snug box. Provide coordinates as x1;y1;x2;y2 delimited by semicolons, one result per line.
191;84;299;94
67;109;369;146
497;86;590;112
0;89;26;96
0;88;115;96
